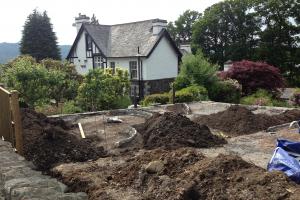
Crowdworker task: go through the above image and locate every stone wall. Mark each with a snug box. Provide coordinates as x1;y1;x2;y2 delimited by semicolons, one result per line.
0;140;87;200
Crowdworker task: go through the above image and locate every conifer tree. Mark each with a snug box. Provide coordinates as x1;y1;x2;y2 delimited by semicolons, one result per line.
20;9;61;61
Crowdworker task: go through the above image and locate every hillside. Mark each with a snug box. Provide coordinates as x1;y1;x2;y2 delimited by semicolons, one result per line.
0;43;71;64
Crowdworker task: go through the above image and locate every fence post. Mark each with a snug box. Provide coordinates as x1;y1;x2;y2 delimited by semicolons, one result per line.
10;91;24;155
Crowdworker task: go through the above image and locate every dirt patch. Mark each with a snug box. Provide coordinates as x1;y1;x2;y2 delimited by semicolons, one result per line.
52;150;300;200
136;112;226;149
52;148;205;200
195;106;300;136
181;154;300;200
21;108;106;171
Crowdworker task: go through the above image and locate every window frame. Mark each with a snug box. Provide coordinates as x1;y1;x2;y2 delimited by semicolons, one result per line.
94;56;102;68
129;61;138;80
110;62;116;73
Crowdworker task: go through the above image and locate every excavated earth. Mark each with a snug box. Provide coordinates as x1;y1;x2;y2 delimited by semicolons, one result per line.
16;106;300;200
135;112;226;149
195;105;300;136
52;149;300;200
21;108;107;171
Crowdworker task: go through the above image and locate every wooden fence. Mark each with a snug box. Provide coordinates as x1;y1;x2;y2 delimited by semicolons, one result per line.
0;86;23;155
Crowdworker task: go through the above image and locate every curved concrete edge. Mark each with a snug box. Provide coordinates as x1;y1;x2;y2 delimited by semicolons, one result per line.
50;108;153;123
266;123;291;133
115;127;137;148
0;140;88;200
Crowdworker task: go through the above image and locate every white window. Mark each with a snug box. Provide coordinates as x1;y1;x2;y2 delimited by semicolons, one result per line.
129;61;138;79
94;56;102;68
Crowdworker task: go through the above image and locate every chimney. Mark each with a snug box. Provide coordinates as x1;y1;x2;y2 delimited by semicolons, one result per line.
73;13;90;33
152;19;167;35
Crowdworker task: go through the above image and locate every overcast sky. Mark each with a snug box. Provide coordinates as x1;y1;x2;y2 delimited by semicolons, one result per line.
0;0;222;45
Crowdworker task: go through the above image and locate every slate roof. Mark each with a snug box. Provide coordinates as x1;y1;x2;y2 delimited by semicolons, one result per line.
68;19;181;58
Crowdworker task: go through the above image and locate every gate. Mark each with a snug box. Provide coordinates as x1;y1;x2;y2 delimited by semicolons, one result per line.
0;86;23;155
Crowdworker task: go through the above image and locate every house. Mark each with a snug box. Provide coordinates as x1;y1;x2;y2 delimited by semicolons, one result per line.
67;14;182;98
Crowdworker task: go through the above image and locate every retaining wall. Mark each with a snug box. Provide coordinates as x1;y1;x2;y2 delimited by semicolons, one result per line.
0;140;87;200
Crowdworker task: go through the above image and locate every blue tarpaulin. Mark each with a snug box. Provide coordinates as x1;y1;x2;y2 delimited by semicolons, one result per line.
268;139;300;183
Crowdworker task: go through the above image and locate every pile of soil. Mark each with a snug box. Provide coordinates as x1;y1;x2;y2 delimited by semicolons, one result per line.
52;148;205;200
52;150;300;200
21;108;106;171
136;112;226;149
195;106;300;136
181;154;300;200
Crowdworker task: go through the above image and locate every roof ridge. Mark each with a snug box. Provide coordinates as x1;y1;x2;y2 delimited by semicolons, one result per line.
83;18;167;27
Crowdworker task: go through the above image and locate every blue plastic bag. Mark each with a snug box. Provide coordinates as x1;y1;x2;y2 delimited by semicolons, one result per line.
268;139;300;183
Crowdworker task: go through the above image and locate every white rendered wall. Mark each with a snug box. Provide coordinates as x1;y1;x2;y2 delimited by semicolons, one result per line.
143;36;178;80
73;31;93;75
107;57;147;79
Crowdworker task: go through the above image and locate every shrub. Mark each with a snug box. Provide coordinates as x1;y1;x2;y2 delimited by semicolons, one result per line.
77;68;130;111
240;89;273;106
142;93;170;106
174;85;209;103
221;60;285;94
174;51;218;90
2;56;81;108
114;96;132;109
290;88;300;106
62;100;83;114
208;79;242;103
240;89;289;107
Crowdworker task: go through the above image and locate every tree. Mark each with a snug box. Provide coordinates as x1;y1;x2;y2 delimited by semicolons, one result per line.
20;9;61;61
254;0;300;85
2;56;80;108
174;51;218;90
77;68;130;111
221;60;285;94
192;0;260;68
167;10;201;45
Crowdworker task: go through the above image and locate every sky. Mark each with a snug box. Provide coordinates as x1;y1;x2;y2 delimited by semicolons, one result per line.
0;0;222;45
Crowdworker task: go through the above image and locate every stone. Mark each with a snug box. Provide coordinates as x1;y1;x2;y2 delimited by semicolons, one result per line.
145;160;164;174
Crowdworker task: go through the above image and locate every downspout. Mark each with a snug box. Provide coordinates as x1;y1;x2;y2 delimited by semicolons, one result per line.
137;47;143;100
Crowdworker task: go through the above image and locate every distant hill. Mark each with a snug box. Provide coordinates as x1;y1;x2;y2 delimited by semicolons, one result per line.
0;43;71;64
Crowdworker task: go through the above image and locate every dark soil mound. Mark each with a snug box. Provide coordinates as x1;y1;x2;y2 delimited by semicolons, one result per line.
181;154;300;200
136;112;226;149
21;108;106;171
195;106;300;136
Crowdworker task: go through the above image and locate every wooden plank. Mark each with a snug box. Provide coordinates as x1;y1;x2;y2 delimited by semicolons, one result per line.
10;91;24;155
0;87;12;142
78;123;86;139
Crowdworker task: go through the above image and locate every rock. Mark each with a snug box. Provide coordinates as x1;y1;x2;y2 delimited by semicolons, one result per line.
145;160;164;174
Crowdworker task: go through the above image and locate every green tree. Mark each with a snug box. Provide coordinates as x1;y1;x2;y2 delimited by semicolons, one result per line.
174;51;218;90
192;0;260;68
254;0;300;85
167;10;201;45
2;56;80;108
41;59;82;100
77;68;130;111
3;56;49;107
20;9;61;61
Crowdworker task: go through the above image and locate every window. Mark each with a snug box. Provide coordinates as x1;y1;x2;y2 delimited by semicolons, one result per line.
110;62;115;73
129;61;138;79
94;56;101;68
81;65;86;68
86;34;92;50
